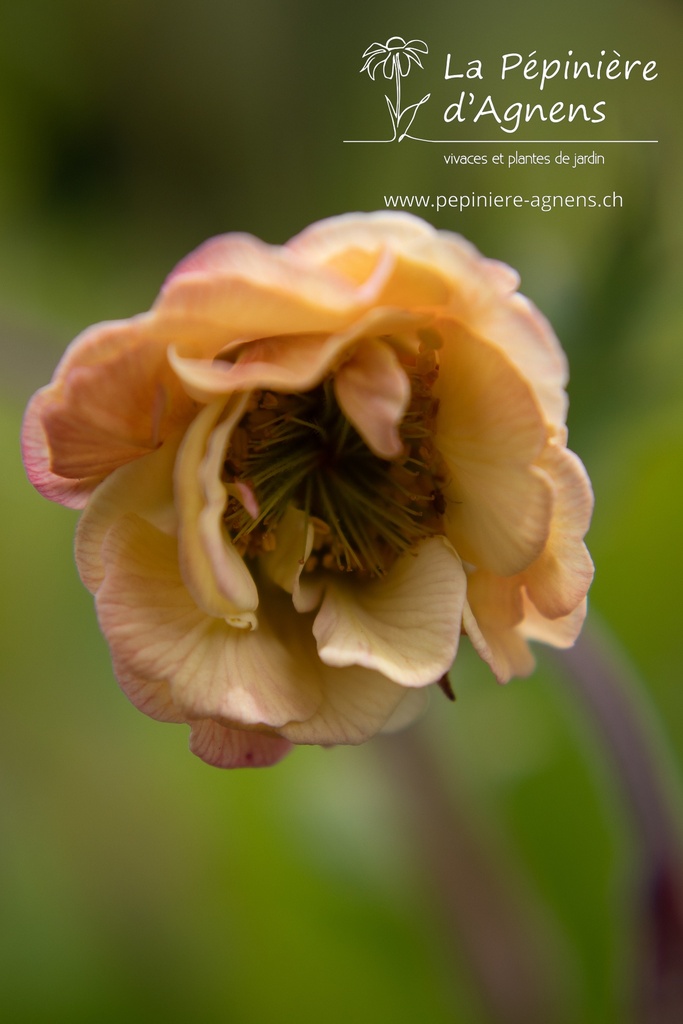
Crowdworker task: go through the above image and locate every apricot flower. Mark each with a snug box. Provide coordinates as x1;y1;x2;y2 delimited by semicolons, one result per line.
22;213;593;768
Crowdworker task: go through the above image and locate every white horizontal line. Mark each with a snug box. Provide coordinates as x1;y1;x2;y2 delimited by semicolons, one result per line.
343;139;658;144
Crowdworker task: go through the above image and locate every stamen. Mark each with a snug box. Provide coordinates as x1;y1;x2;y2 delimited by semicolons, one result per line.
222;353;448;576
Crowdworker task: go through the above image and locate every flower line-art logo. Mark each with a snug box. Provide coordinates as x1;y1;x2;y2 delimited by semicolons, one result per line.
360;37;431;142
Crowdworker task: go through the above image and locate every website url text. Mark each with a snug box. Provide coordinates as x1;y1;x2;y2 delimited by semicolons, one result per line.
384;192;623;212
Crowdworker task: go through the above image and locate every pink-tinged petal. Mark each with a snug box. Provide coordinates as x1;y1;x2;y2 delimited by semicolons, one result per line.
334;338;410;458
157;233;368;340
112;661;186;723
188;719;293;769
434;325;553;576
522;445;595;618
35;320;195;487
520;594;588;649
75;432;181;594
22;389;102;508
175;397;258;622
462;570;536;684
96;516;322;728
313;537;466;686
258;505;314;602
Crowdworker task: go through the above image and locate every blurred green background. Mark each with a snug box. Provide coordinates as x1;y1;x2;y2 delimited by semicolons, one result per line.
2;1;682;1022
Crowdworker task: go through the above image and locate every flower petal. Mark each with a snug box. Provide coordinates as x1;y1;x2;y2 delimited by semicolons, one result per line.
167;305;428;403
26;319;195;495
112;661;186;724
258;505;314;602
462;570;535;683
312;536;466;686
434;325;553;576
96;515;322;729
279;661;408;746
188;719;293;769
334;338;410;458
158;233;367;343
288;214;452;307
22;389;102;509
520;593;588;649
522;445;594;618
380;688;430;734
75;432;181;593
175;397;258;623
467;292;569;431
290;214;568;430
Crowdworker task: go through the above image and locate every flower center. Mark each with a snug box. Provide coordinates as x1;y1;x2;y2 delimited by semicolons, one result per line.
223;358;446;576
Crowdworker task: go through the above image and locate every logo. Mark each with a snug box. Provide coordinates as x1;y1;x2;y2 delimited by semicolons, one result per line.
346;38;659;144
358;37;431;142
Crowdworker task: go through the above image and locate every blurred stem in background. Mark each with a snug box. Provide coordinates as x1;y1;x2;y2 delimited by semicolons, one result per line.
383;620;683;1024
557;625;683;1024
382;728;577;1024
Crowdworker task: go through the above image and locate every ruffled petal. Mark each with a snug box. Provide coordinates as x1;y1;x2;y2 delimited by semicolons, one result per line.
96;515;322;729
334;338;410;458
279;662;407;746
112;661;186;724
520;593;588;649
289;214;568;430
26;320;195;497
75;432;181;593
174;397;258;623
462;570;535;684
522;445;594;618
467;293;568;431
188;719;293;768
167;303;429;404
158;233;368;342
434;325;553;576
288;213;452;307
168;332;338;402
312;536;466;686
22;389;102;509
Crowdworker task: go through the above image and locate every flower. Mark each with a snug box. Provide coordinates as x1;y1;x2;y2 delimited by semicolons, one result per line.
360;37;428;80
22;213;594;768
